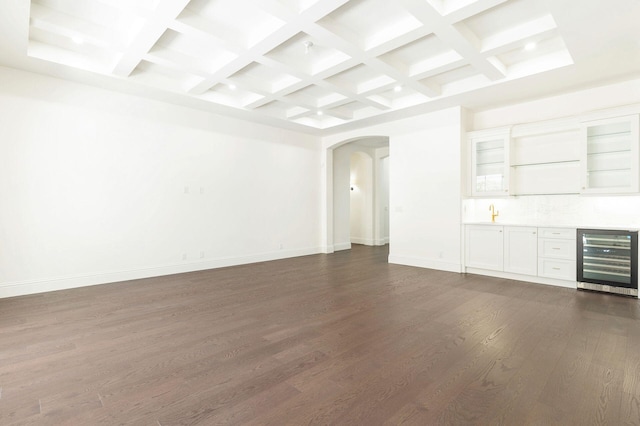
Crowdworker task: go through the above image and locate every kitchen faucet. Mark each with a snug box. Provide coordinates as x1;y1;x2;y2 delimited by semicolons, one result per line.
489;204;499;222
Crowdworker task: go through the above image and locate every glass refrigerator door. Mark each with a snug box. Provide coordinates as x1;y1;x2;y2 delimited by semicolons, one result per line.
582;233;632;285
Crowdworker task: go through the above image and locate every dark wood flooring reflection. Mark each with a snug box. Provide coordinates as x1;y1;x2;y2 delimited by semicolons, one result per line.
2;244;640;425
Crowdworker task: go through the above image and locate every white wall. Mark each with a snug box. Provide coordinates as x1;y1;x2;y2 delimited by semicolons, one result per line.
379;155;390;244
349;151;373;245
324;107;465;272
472;77;640;130
333;142;375;250
0;67;322;298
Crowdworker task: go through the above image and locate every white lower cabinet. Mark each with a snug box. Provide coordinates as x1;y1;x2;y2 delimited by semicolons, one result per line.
465;225;576;285
504;226;538;275
465;225;504;271
537;227;576;281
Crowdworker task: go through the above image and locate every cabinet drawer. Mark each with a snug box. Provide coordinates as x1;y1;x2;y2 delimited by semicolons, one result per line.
538;239;576;260
538;258;576;281
538;228;576;240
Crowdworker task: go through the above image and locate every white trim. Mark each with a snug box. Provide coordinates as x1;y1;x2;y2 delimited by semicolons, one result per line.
375;238;389;246
350;237;375;246
464;267;576;289
0;246;323;299
389;254;463;273
333;242;352;251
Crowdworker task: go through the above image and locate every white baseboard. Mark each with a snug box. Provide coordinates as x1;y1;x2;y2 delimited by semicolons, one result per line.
388;254;463;273
375;238;389;246
350;237;375;246
333;242;352;251
464;267;577;289
0;246;323;299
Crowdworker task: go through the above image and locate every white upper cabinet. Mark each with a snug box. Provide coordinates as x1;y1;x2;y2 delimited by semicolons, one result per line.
470;128;510;197
580;114;640;194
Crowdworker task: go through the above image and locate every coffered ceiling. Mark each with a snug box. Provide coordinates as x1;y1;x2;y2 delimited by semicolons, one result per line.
1;0;639;134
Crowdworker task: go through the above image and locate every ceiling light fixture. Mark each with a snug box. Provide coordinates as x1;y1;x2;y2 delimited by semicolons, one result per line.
317;110;323;116
71;36;84;45
228;83;237;90
524;42;536;51
304;41;314;54
394;85;402;93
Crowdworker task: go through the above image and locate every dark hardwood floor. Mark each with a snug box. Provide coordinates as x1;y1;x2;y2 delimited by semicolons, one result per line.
2;244;640;425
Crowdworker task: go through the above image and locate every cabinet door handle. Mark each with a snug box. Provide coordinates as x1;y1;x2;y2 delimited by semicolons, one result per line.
552;247;561;250
552;232;561;235
552;267;561;270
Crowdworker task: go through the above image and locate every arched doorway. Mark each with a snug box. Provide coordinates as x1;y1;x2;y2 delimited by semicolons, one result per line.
331;137;389;251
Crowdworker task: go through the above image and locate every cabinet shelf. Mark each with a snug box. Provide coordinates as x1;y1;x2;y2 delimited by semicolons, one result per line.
476;146;504;153
587;149;631;156
581;114;639;193
511;159;579;168
471;132;509;196
587;130;631;139
588;167;631;173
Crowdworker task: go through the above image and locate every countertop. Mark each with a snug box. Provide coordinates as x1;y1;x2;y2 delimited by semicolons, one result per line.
463;222;640;231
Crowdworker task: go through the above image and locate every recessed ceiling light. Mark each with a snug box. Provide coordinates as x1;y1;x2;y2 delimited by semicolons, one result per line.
72;36;84;45
524;42;536;51
317;111;324;116
228;83;237;90
393;85;402;93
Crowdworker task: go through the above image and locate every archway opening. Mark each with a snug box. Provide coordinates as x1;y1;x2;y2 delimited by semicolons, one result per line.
330;136;389;251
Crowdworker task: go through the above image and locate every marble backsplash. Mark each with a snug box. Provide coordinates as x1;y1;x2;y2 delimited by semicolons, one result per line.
462;194;640;228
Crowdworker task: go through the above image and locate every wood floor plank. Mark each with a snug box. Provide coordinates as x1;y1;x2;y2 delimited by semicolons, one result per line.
2;244;640;424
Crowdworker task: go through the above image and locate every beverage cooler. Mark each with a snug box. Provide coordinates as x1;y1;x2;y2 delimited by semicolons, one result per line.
577;229;638;297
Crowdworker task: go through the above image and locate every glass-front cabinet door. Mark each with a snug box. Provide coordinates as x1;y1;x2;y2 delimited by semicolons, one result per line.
580;114;639;194
471;129;510;197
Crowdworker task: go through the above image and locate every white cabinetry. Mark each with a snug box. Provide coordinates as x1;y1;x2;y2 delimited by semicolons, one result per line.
504;226;537;275
465;225;503;270
467;110;640;197
510;125;581;195
580;114;639;194
538;228;576;281
470;129;510;197
465;225;577;286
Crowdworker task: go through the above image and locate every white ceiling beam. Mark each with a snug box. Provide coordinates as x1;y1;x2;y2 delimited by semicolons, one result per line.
30;3;124;50
481;15;558;53
144;49;214;77
366;26;434;59
186;21;302;95
324;106;354;120
111;0;191;77
444;0;510;23
362;57;440;97
399;0;507;81
411;56;467;81
301;0;351;23
170;10;245;54
95;0;154;19
409;50;464;77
